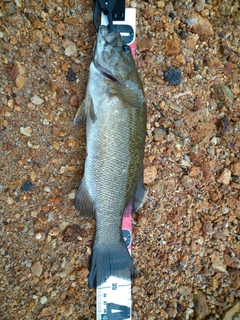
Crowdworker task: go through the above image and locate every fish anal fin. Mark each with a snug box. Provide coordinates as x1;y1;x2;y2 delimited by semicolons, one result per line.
132;174;147;211
74;178;94;217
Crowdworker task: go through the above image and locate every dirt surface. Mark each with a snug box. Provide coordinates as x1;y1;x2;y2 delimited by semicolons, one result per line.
0;0;240;319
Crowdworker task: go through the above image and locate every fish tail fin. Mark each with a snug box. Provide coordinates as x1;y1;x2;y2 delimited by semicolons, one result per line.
88;242;134;288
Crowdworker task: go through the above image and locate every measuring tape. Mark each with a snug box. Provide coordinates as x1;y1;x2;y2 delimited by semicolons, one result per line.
97;9;136;320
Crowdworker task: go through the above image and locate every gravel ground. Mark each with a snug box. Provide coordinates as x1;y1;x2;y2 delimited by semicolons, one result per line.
0;0;239;319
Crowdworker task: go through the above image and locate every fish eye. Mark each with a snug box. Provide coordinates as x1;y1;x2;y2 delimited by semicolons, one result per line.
122;45;130;53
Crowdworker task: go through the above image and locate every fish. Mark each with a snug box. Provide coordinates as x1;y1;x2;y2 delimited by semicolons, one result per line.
74;25;147;288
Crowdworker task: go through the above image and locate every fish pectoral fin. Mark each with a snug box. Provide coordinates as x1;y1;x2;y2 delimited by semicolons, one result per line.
89;98;97;123
113;80;145;108
132;173;147;211
74;177;95;217
74;100;86;126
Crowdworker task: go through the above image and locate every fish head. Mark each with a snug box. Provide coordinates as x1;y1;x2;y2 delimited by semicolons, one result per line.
93;25;139;84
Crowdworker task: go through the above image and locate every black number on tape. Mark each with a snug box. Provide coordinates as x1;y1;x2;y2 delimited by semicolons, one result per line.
101;303;130;319
112;283;117;290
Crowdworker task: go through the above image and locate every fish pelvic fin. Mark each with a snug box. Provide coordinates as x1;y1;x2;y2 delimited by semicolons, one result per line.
74;177;95;217
88;242;134;288
74;100;86;126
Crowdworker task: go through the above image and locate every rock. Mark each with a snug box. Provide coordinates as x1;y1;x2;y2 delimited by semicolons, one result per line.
68;189;76;199
40;296;47;304
195;0;206;12
69;94;79;108
223;301;240;320
179;31;188;39
21;181;33;191
193;291;210;320
186;12;214;36
188;166;200;177
56;22;66;36
204;53;222;69
144;166;157;184
64;41;78;57
3;2;16;15
138;37;152;53
38;306;55;317
186;34;199;51
156;1;165;9
211;254;227;273
165;38;181;55
44;186;51;193
66;68;77;81
15;75;26;89
194;97;202;109
30;95;44;105
8;65;19;80
31;261;43;277
20;126;32;137
154;128;165;141
214;84;234;106
217;168;231;185
224;61;233;77
232;162;240;176
15;0;23;8
63;224;86;242
164;68;182;86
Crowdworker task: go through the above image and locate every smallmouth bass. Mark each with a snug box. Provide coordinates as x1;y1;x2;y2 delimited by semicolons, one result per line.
74;25;146;288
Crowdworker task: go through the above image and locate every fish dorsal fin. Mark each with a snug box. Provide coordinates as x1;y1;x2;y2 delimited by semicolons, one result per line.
113;80;145;108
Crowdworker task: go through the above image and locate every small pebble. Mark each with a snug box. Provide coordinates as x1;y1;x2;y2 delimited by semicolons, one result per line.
214;84;234;106
64;42;78;57
154;128;165;141
21;181;33;191
66;68;77;82
40;296;48;304
193;291;210;320
31;261;43;277
30;95;44;105
217;168;231;185
232;162;240;176
20;126;32;137
164;68;182;86
15;75;26;89
179;31;188;39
